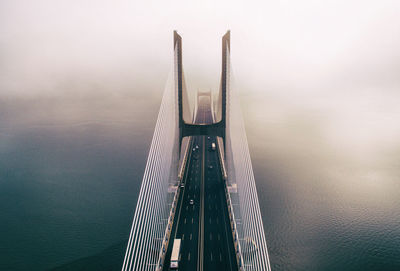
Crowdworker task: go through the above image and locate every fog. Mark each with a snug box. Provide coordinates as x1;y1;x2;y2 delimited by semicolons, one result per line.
1;0;399;96
2;0;400;149
1;1;400;270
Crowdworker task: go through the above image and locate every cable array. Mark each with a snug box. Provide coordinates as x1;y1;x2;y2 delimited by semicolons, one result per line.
225;45;272;271
122;56;179;271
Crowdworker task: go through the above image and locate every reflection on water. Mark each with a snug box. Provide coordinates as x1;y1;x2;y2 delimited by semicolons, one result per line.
1;92;400;270
243;93;400;271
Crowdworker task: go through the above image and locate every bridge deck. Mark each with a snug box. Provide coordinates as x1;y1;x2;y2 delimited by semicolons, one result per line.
163;97;237;271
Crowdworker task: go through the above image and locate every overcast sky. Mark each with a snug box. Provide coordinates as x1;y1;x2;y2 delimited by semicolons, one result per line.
1;0;399;99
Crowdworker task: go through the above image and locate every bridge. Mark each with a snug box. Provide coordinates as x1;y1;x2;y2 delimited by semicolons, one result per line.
122;31;271;271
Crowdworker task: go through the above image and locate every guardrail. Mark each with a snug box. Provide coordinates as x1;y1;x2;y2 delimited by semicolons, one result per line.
178;137;192;180
216;137;227;180
156;137;192;271
216;140;245;271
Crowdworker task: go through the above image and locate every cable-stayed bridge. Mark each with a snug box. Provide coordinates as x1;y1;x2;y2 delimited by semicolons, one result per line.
122;31;271;271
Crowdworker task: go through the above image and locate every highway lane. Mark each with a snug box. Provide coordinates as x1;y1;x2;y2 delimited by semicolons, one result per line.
163;134;201;271
164;96;237;271
178;135;202;271
163;98;206;271
202;97;237;271
203;135;237;271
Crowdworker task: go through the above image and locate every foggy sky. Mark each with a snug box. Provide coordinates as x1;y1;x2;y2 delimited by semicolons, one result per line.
1;0;399;97
1;0;400;153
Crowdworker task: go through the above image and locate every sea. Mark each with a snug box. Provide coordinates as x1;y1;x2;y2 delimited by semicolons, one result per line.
1;92;399;270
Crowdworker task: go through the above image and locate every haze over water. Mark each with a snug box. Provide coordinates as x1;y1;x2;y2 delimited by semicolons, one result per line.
1;0;400;270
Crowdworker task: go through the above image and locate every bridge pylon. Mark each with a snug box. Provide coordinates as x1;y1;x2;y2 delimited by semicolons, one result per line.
174;30;230;153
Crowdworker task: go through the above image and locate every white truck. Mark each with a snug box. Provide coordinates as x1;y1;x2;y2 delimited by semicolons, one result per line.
170;238;181;269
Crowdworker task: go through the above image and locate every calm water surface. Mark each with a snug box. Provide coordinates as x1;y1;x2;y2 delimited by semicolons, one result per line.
1;93;399;270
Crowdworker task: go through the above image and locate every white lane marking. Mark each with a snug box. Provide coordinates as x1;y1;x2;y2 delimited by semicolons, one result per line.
182;234;185;240
188;252;191;261
220;253;222;262
192;217;194;224
211;252;213;261
184;218;186;224
190;233;192;240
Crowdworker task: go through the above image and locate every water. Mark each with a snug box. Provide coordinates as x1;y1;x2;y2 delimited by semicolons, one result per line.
0;94;159;270
244;93;400;271
1;92;400;270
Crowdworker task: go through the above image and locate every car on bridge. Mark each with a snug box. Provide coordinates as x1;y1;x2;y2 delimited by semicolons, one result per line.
211;142;216;151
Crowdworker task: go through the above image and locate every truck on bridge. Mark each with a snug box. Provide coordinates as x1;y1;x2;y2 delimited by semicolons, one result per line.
170;238;181;269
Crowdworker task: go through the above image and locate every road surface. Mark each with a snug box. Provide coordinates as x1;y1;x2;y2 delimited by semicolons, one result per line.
163;96;237;271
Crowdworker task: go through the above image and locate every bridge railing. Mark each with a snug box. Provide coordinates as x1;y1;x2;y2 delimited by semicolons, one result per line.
216;136;228;180
216;139;245;270
178;137;192;180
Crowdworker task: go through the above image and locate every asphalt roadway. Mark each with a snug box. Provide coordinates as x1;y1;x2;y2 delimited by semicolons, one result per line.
163;96;237;271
